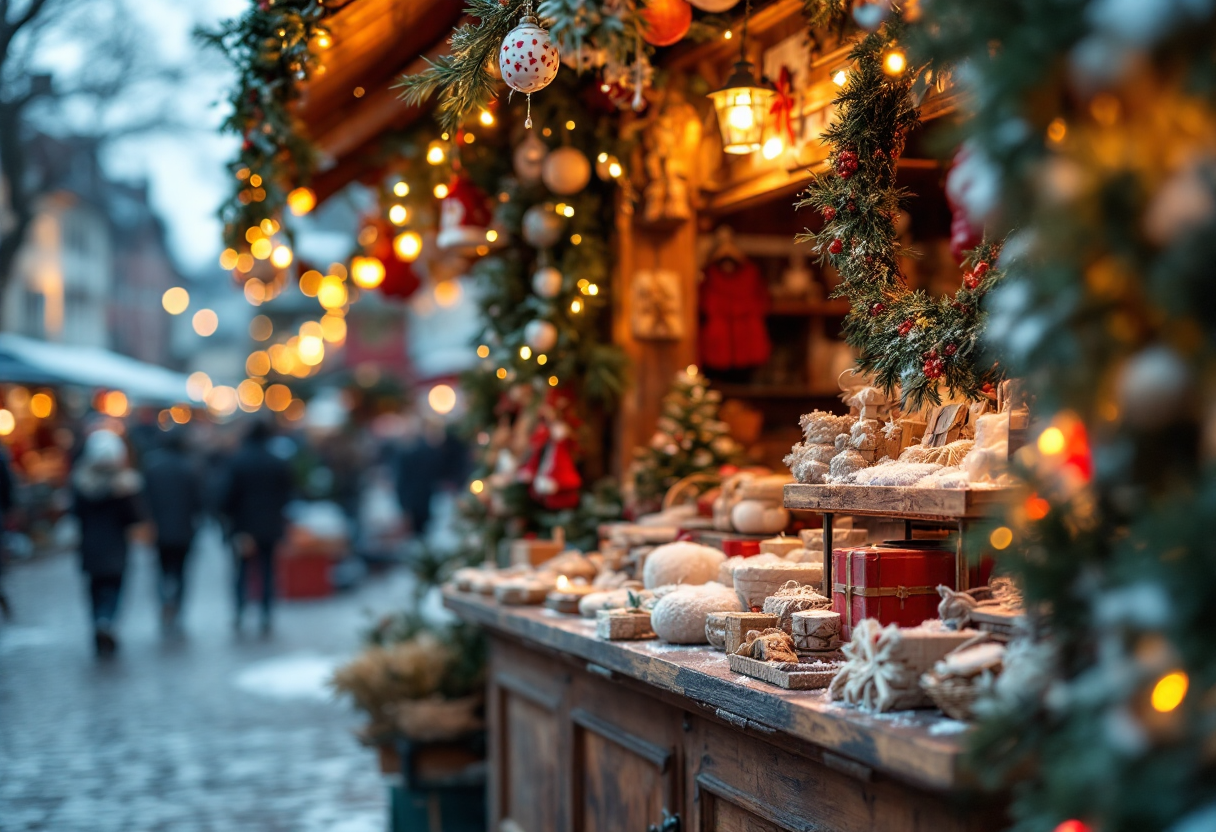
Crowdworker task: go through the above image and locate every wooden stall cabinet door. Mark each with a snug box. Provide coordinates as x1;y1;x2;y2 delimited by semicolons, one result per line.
500;691;561;832
572;707;679;832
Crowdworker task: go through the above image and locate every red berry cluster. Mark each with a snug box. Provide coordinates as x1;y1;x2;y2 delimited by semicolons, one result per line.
944;343;957;357
897;318;914;337
836;150;859;179
963;261;990;291
923;350;945;379
828;239;844;255
870;302;885;317
822;207;836;222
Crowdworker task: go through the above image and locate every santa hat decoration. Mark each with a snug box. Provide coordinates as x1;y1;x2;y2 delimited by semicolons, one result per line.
371;220;420;300
436;174;493;252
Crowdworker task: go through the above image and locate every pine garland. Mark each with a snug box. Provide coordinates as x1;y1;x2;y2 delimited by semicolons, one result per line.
197;0;332;250
795;24;1005;411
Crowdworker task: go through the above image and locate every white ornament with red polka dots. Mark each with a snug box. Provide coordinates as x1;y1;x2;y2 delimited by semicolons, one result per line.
499;6;558;128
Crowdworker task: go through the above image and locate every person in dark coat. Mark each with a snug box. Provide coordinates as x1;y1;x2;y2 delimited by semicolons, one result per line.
71;429;144;656
394;412;468;540
141;429;202;633
221;421;293;635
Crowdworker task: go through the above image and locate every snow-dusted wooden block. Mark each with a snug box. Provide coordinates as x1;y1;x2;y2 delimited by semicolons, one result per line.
721;612;779;655
791;609;841;651
596;609;655;640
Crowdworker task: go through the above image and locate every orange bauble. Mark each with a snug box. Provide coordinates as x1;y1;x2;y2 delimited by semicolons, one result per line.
640;0;692;47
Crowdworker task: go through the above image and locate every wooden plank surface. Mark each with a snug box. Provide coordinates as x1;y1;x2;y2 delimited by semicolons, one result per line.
783;484;1016;520
444;590;976;792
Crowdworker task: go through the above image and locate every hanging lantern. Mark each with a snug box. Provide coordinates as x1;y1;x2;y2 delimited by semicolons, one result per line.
707;0;775;155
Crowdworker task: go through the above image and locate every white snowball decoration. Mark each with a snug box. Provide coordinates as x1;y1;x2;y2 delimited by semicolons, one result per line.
579;587;651;618
650;582;742;644
532;266;563;298
522;203;563;248
524;319;558;352
542;146;592;195
730;499;789;534
643;541;725;589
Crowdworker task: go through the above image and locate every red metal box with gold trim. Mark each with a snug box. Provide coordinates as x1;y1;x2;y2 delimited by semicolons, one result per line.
832;544;955;637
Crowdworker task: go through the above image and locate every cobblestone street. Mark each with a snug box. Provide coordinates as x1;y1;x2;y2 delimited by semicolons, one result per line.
0;529;412;831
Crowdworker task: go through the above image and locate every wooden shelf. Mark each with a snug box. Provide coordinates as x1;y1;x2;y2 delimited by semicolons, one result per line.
783;484;1017;521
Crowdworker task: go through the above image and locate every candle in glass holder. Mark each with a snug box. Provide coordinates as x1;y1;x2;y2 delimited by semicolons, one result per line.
545;575;596;614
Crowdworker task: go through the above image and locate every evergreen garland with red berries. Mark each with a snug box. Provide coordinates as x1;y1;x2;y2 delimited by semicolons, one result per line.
794;23;1006;411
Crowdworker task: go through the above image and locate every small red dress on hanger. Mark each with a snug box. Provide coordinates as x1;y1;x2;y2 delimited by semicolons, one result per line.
699;258;772;370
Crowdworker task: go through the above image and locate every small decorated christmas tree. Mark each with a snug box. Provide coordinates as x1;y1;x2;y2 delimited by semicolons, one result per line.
630;366;741;513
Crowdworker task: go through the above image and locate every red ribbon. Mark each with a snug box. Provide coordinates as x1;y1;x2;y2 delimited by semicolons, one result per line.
770;66;796;144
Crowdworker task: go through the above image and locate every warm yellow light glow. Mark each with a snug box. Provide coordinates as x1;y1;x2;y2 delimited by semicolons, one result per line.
570;234;582;245
251;238;273;260
1047;118;1067;144
192;309;219;337
246;351;271;377
250;315;273;341
762;137;784;160
299;320;323;340
265;384;292;412
268;344;294;375
555;202;567;215
463;132;475;145
433;183;450;199
393;181;410;197
244;279;266;306
270;245;293;269
536;354;547;365
0;409;14;436
477;345;490;358
299;270;322;297
298;334;325;366
394;231;423;262
30;392;53;419
727;102;754;130
597;152;608;163
832;70;847;86
587;284;599;296
608;161;622;178
186;371;213;402
350;256;386;289
220;249;239;270
519;345;532;360
710;71;776;155
686;364;698;376
479;109;495;126
310;27;333;49
724;29;732;40
485;229;499;243
1038;427;1066;455
206;385;238;417
317;275;348;309
287;187;316;216
548;375;559;387
883;48;907;75
565;120;576;130
162;287;190;315
237;379;265;411
388;204;408;225
562;204;574;218
426;141;446;165
236;253;255;273
320;314;346;343
353;86;365;98
571;299;583;313
260;218;278;235
434;279;462;307
1151;671;1189;713
495;368;508;379
428;384;457;414
470;479;485;494
170;405;191;425
249;174;263;188
284;398;305;420
101;390;129;418
990;526;1014;550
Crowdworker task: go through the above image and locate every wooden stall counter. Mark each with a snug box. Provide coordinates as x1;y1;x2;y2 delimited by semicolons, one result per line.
445;589;1004;832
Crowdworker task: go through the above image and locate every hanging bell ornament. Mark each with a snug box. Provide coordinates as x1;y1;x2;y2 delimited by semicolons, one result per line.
499;2;559;129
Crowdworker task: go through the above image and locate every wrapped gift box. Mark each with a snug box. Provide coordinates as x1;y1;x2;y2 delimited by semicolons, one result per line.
832;544;955;637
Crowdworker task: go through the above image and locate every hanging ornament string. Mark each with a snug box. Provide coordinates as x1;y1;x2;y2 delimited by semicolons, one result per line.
499;0;560;129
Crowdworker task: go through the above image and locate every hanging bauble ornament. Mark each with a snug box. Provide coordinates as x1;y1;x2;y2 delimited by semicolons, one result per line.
499;4;559;129
687;0;740;9
522;203;564;248
639;0;692;47
525;319;559;353
514;132;548;186
532;266;563;298
542;146;591;195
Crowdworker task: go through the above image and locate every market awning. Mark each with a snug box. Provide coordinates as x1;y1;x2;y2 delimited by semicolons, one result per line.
0;334;190;404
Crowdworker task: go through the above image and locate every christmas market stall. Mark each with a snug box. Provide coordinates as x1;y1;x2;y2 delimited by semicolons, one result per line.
207;0;1216;830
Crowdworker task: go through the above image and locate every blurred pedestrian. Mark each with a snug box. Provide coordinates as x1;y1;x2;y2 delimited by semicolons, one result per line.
71;430;144;657
142;429;202;634
221;421;293;635
394;410;467;541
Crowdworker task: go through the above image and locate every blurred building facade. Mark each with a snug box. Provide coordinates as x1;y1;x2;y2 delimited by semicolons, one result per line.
1;135;179;363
